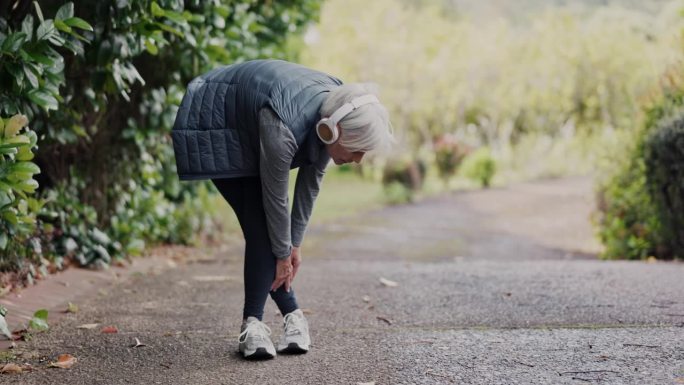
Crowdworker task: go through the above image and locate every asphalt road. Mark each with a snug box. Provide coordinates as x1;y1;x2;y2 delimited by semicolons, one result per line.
3;177;683;384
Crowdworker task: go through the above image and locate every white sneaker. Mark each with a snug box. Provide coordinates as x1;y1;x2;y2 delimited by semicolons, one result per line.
277;309;310;354
238;316;276;359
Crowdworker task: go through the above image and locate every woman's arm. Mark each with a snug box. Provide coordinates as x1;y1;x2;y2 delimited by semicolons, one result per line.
258;107;297;260
291;158;327;248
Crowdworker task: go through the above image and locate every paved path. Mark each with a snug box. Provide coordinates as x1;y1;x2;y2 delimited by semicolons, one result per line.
3;177;683;384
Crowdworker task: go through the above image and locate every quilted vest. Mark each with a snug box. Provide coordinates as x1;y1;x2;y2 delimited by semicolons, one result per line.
171;59;343;180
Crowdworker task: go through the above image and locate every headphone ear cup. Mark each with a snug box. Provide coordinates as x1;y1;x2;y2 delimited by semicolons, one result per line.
316;120;338;144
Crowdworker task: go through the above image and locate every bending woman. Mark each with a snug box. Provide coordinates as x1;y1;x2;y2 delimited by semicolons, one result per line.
171;59;393;360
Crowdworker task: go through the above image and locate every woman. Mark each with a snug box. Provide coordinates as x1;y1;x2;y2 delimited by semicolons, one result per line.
171;59;393;360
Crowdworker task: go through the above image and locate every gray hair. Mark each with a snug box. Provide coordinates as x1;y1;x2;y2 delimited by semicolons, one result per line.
320;83;394;153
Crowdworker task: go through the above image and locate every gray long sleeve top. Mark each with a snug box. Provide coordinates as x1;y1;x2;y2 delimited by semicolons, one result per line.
258;107;329;260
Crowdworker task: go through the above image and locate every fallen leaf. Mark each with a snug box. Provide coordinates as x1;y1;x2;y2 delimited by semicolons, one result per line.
65;302;79;313
192;275;236;282
48;354;77;369
130;338;146;348
301;308;314;315
76;323;99;330
0;363;23;374
98;289;108;296
28;309;49;332
362;295;371;303
101;325;118;334
376;316;393;325
379;277;398;287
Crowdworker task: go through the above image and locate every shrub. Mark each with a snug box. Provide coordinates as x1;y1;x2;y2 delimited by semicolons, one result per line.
381;156;427;203
433;134;470;186
461;148;496;188
0;1;322;275
0;114;43;270
594;69;684;260
644;114;684;258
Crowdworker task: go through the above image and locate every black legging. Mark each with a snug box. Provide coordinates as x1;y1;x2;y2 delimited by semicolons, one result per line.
212;177;299;321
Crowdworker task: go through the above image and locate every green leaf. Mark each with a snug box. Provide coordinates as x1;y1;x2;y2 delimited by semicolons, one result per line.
155;22;183;37
54;19;72;33
6;63;24;86
16;145;34;161
0;233;7;250
56;2;74;21
151;2;165;17
0;181;12;194
17;179;39;193
33;1;45;23
28;309;49;331
1;32;27;53
2;209;18;225
23;65;39;88
2;134;31;147
47;34;65;47
22;15;34;41
24;50;54;66
10;161;41;175
0;117;4;137
63;17;93;32
162;10;185;24
28;90;59;111
144;39;158;55
36;20;55;41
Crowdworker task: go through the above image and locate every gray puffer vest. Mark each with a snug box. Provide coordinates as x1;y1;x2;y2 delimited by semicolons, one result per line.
171;59;343;180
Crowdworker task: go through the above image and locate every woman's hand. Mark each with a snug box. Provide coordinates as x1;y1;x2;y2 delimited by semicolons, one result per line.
291;246;302;281
271;255;293;292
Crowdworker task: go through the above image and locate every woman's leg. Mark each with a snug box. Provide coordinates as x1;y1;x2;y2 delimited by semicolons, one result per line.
212;177;299;321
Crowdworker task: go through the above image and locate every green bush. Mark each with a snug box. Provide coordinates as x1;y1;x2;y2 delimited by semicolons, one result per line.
594;70;684;260
381;157;426;203
433;134;469;186
644;114;684;258
461;148;496;188
0;114;44;270
595;152;661;260
0;1;323;273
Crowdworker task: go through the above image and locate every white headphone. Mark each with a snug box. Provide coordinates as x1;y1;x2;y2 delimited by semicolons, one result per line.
316;94;380;144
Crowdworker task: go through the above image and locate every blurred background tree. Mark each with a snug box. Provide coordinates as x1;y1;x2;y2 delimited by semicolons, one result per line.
298;0;684;260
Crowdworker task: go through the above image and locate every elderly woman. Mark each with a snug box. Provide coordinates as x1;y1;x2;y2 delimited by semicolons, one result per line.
171;59;392;360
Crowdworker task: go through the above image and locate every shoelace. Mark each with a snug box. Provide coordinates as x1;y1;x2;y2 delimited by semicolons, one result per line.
238;320;272;343
283;312;305;336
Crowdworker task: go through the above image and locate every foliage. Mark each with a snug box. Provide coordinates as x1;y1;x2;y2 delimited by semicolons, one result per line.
433;133;470;185
0;114;43;270
594;67;684;260
301;0;680;178
644;114;684;258
28;308;48;331
461;148;497;188
381;157;427;203
0;0;322;273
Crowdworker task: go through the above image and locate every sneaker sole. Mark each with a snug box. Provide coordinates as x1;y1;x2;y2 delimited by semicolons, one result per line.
277;342;309;354
242;347;276;360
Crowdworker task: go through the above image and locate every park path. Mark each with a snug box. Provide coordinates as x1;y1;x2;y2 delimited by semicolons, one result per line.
2;176;683;384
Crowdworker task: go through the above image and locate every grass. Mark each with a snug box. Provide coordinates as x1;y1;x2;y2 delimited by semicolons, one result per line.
210;166;386;237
